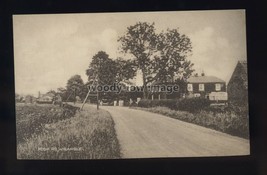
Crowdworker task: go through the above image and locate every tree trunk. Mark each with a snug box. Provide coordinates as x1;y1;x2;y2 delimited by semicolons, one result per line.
142;71;148;99
143;85;148;99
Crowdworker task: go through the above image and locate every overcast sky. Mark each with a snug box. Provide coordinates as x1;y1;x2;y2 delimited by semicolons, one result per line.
13;10;246;96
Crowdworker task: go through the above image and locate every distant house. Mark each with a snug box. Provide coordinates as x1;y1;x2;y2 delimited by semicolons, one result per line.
227;60;248;106
37;92;55;104
187;74;227;101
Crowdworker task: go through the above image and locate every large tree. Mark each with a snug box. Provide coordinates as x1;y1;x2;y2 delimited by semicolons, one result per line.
118;22;157;99
153;28;194;90
85;51;119;102
85;51;136;102
155;29;194;98
86;51;117;85
66;74;84;102
119;22;194;99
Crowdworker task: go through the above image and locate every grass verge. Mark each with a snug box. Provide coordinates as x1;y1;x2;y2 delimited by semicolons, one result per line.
132;106;249;139
17;104;121;159
16;103;78;143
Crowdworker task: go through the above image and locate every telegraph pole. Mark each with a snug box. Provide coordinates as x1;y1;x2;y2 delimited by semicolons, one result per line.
97;57;101;110
80;74;98;111
96;71;99;110
96;84;99;110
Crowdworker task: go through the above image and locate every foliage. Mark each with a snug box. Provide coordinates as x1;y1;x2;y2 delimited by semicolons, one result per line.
57;87;68;101
138;99;178;110
115;57;136;82
176;97;211;112
86;51;117;85
137;98;210;112
85;51;136;102
118;22;158;99
119;22;194;99
66;75;85;102
153;28;194;84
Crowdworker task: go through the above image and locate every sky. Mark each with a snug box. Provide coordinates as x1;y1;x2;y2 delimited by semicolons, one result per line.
13;10;247;96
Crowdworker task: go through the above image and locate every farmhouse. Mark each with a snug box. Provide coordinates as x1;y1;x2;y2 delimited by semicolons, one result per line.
227;60;248;106
186;73;228;101
37;92;55;104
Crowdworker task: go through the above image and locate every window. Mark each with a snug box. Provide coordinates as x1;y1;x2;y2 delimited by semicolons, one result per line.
215;84;221;91
199;84;204;91
187;84;193;91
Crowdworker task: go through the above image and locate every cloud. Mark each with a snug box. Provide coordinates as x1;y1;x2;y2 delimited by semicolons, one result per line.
103;29;120;58
190;27;215;55
188;26;239;82
88;28;119;59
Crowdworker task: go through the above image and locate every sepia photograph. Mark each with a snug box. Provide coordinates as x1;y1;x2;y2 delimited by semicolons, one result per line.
13;10;250;159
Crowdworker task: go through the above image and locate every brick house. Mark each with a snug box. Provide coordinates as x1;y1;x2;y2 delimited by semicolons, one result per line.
187;74;227;101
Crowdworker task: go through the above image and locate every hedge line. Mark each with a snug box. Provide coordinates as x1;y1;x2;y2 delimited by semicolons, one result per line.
136;98;249;138
134;106;249;139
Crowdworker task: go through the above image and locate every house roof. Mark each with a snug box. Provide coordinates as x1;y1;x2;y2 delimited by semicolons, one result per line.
187;76;225;83
40;92;55;98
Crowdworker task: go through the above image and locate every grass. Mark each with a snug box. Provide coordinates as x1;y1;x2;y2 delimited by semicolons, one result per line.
16;103;78;143
16;104;121;159
132;106;249;139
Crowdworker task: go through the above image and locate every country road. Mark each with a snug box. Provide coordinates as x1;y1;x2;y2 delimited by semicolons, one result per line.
100;106;250;158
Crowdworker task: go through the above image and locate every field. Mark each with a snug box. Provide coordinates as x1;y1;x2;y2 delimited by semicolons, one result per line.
16;103;121;159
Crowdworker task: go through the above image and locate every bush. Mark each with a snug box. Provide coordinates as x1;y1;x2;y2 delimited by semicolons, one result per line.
176;97;211;112
137;99;151;108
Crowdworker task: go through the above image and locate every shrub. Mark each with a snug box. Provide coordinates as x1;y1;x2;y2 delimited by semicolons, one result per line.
176;97;211;113
137;99;151;108
151;99;178;110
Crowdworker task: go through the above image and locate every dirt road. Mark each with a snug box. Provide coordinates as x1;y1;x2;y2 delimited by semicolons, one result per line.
100;106;250;158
